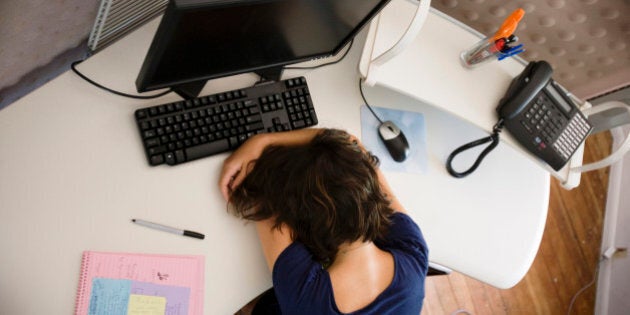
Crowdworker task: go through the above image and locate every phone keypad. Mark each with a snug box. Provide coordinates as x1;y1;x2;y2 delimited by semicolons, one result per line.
518;92;592;166
551;114;591;160
522;94;564;144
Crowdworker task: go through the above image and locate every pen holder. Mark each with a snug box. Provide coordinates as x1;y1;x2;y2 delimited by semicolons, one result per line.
460;37;498;68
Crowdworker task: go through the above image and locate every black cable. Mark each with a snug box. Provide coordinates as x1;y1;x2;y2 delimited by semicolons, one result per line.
70;60;173;99
358;79;384;124
445;120;504;178
284;40;354;70
72;39;353;99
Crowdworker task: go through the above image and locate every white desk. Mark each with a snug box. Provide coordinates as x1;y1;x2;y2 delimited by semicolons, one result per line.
0;10;549;315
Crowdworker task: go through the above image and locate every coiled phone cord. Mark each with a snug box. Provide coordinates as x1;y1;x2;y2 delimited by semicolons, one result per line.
445;119;504;178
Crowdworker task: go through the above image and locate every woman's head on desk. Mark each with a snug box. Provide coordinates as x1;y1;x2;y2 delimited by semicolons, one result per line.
229;129;394;263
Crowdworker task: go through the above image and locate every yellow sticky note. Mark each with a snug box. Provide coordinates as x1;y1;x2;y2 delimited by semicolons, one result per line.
127;294;167;315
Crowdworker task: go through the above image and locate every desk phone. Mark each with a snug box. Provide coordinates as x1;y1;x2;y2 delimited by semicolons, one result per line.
497;61;593;171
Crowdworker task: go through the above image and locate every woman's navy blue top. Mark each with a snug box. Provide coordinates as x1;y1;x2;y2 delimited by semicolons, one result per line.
272;212;429;315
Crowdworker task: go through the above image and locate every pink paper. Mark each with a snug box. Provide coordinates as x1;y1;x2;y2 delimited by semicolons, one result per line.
75;251;204;315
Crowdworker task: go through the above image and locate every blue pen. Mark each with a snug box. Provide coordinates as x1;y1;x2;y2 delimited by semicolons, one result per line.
498;43;524;60
498;49;525;61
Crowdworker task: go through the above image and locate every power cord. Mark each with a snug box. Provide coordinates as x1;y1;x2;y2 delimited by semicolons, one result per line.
70;60;173;99
566;258;603;315
358;79;384;124
71;39;353;99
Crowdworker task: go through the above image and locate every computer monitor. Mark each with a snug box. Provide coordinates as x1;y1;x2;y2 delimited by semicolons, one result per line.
136;0;391;99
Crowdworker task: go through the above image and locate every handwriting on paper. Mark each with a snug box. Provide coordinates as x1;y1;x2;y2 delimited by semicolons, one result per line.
89;278;190;315
89;278;132;315
131;280;190;315
127;294;166;315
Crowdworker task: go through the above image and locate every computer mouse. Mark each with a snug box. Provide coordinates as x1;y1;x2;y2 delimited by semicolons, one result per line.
378;121;410;162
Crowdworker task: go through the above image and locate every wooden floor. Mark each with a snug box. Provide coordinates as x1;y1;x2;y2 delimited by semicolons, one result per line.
422;131;613;315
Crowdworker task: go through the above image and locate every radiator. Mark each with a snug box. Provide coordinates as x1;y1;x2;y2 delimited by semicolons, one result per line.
88;0;168;52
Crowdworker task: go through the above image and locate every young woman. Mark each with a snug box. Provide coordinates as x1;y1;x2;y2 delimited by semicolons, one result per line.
219;128;428;314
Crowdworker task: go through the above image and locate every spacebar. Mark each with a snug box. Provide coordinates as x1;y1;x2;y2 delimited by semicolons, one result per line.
185;139;230;160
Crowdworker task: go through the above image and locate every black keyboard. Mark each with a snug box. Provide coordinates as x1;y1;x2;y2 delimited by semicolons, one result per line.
134;77;318;166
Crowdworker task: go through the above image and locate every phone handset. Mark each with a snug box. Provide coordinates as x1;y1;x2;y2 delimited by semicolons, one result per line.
497;61;552;120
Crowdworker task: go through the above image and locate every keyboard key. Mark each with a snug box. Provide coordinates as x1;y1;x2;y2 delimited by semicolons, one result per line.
246;121;264;131
165;152;176;165
246;115;262;123
136;110;148;119
175;150;186;163
185;139;229;160
249;106;260;114
145;138;160;147
149;146;166;155
150;154;164;165
143;130;156;138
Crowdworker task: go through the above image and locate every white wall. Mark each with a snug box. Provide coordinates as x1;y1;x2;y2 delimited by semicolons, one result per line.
596;124;630;315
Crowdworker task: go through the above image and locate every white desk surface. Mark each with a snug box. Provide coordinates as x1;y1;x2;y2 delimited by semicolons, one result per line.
0;10;549;315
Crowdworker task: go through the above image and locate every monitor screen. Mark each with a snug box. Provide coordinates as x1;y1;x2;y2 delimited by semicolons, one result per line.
136;0;390;96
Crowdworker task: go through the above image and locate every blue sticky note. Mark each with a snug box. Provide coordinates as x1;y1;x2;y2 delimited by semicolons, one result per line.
360;105;428;174
89;278;132;315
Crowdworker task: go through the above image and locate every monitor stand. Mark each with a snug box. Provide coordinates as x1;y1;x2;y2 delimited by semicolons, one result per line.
255;66;284;84
171;66;285;99
172;81;206;100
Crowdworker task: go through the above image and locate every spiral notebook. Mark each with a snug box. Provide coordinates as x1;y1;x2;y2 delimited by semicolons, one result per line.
75;251;204;315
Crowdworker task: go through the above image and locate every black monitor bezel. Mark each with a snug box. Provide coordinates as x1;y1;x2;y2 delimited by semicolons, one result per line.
136;0;391;94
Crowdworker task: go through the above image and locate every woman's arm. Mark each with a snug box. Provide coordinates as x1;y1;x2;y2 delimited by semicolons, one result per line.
346;134;406;214
255;219;293;272
219;129;322;271
218;128;323;201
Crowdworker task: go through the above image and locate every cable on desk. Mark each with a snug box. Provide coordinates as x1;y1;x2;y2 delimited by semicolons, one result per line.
358;79;384;124
70;60;173;99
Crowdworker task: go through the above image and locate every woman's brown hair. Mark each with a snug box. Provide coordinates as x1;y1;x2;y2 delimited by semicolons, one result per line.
229;129;394;264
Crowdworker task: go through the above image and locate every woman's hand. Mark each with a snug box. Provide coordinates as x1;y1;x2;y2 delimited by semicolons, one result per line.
218;134;270;201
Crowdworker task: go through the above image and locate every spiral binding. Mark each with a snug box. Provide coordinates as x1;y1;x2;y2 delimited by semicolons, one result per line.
74;251;91;315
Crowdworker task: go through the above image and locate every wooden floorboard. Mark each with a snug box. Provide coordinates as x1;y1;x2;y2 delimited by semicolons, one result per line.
422;131;612;315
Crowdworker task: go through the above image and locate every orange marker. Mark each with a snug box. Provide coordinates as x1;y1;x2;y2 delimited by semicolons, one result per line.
491;8;525;42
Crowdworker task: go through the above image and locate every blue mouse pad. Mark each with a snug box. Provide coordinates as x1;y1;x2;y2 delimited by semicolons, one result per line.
360;105;428;174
